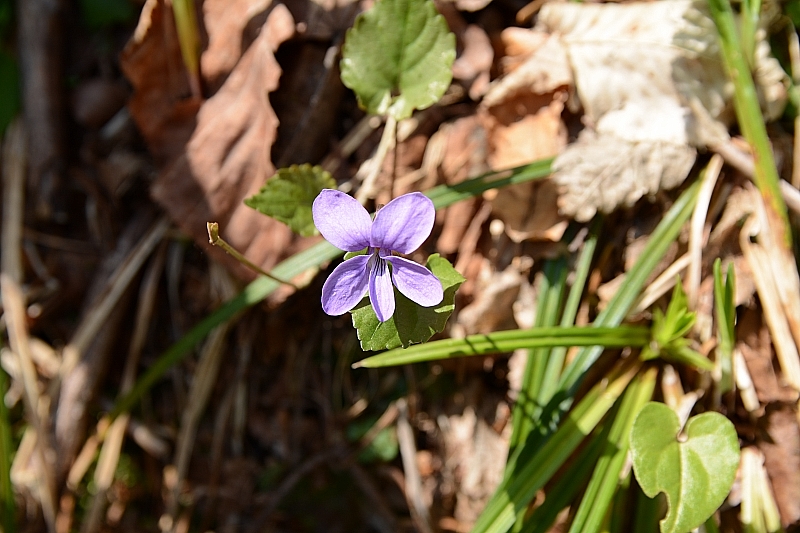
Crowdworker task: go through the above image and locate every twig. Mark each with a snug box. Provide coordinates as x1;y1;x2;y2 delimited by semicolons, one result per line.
396;398;433;533
740;188;800;391
206;222;297;289
0;275;57;531
2;119;26;282
355;115;396;203
79;244;167;533
18;0;66;220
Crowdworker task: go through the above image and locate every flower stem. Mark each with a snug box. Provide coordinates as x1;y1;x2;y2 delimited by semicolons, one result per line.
206;222;298;289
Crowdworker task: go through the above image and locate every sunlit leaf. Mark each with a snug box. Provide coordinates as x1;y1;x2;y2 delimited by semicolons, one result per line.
630;402;740;533
352;254;464;351
244;164;336;237
340;0;455;120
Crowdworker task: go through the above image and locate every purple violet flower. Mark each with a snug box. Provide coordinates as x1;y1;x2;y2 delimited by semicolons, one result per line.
312;189;444;322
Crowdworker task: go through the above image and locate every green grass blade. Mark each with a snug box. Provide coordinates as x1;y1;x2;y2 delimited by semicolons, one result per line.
609;472;632;533
713;258;735;394
0;365;16;533
558;178;702;390
427;158;554;210
537;218;601;415
510;256;568;453
354;326;650;368
495;179;701;521
112;158;554;416
707;0;790;237
519;406;615;533
470;359;642;533
567;366;657;533
631;479;661;533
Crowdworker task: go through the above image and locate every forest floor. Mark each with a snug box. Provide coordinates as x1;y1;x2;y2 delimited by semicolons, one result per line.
2;0;800;532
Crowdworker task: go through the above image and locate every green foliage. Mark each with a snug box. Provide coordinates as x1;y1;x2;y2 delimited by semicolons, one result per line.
340;0;455;120
112;158;553;419
567;367;657;533
0;0;12;39
0;50;19;136
0;365;16;533
79;0;135;29
470;361;641;533
642;281;714;371
245;164;336;237
714;259;736;394
352;254;464;351
630;402;740;533
347;417;399;463
355;326;650;368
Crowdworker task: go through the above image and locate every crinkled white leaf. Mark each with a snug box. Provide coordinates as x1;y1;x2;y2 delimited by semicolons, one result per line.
554;131;696;222
533;0;787;220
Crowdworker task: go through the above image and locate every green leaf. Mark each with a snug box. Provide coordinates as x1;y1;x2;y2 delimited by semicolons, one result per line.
244;164;336;237
352;254;464;351
0;366;16;533
340;0;455;120
112;158;552;418
713;259;735;394
355;326;650;368
0;50;19;135
641;281;713;371
0;0;12;40
630;402;740;533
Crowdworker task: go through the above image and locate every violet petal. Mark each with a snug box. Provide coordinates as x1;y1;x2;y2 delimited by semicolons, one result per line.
320;255;369;315
371;192;434;254
368;255;395;322
312;189;372;252
385;255;443;307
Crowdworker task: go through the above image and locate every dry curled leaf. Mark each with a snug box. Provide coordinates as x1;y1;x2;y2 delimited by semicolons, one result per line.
123;1;315;288
490;0;788;221
553;131;697;222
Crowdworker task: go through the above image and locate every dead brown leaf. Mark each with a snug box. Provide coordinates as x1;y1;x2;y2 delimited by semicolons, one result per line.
122;2;315;286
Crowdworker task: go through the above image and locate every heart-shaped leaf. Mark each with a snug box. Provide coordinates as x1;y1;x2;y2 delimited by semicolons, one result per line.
352;254;464;351
630;402;740;533
340;0;455;120
244;164;336;237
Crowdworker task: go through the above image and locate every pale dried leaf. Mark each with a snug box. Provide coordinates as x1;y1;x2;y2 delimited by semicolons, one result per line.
536;0;788;219
441;406;508;525
537;0;729;143
482;33;572;107
553;131;696;222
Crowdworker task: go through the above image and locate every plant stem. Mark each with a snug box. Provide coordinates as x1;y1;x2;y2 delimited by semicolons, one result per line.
206;222;298;289
707;0;791;244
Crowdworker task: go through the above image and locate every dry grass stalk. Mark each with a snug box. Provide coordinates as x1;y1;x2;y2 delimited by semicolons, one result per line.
1;275;57;530
733;349;760;413
80;244;167;533
633;253;691;315
741;447;783;531
740;189;800;392
60;216;170;376
2;119;26;282
687;154;723;309
396;397;434;533
166;262;237;528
